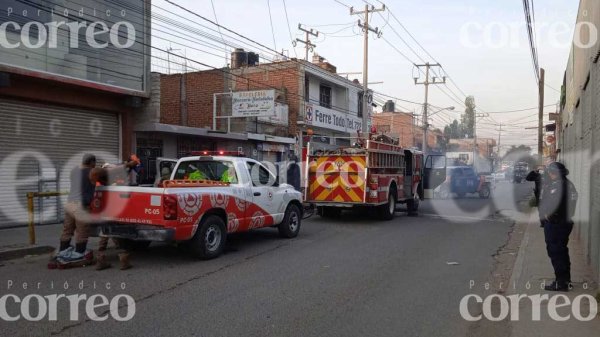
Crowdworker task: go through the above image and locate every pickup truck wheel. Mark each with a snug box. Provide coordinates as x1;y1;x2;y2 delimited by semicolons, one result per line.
378;192;396;221
278;204;302;238
189;215;226;260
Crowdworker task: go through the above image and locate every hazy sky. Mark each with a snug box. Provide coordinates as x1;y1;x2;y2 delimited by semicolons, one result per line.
152;0;580;147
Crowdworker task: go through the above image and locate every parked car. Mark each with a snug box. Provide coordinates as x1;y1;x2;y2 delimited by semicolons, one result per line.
436;166;492;199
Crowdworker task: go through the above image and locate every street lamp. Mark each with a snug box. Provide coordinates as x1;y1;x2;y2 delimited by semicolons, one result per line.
429;106;455;117
422;106;455;154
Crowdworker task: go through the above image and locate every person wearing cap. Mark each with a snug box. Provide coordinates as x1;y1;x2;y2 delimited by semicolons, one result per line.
538;162;578;291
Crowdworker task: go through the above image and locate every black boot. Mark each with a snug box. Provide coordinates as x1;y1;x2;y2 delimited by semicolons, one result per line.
75;242;87;254
544;281;570;292
59;240;71;251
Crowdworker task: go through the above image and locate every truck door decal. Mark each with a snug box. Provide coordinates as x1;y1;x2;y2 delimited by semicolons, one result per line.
210;193;229;208
178;193;203;216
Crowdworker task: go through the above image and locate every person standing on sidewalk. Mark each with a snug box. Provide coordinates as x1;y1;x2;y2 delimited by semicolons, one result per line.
539;162;578;291
56;154;97;262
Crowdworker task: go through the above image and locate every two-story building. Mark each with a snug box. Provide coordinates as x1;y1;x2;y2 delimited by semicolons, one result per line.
134;51;370;183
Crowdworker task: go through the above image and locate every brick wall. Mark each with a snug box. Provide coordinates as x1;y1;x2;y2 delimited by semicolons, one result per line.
160;70;226;129
230;62;301;136
372;112;416;147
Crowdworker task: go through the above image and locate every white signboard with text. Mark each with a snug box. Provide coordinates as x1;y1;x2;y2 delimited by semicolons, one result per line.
258;103;288;125
232;90;275;117
305;103;362;133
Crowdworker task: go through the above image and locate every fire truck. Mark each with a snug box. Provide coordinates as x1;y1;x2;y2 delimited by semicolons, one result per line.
304;137;446;220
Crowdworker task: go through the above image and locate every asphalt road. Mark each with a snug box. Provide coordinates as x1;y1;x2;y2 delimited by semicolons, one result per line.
0;181;533;337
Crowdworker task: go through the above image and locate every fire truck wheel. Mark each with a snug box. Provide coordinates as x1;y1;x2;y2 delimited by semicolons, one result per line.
189;215;227;260
378;192;396;221
279;204;302;238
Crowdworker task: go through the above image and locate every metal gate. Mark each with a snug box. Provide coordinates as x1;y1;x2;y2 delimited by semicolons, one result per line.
0;98;120;228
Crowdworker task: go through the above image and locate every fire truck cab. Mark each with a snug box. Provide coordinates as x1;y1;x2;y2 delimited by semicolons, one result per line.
304;139;446;220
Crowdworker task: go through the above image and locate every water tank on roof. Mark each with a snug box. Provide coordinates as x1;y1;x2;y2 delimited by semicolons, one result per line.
248;52;259;66
383;100;395;112
231;48;248;69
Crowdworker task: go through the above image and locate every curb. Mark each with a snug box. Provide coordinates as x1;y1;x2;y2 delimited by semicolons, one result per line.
0;244;55;261
506;212;534;294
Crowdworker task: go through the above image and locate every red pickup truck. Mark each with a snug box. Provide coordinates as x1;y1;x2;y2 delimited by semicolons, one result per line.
90;155;304;259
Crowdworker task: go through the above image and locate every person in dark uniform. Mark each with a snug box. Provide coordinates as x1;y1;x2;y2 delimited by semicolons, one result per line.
526;167;548;227
538;162;578;291
286;154;301;192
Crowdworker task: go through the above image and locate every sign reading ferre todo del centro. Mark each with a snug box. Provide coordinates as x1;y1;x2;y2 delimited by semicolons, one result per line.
0;0;150;94
232;90;276;117
305;103;363;133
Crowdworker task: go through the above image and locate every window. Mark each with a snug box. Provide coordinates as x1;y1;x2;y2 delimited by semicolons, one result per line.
305;77;310;102
319;85;332;108
357;92;364;118
246;162;276;186
174;160;238;184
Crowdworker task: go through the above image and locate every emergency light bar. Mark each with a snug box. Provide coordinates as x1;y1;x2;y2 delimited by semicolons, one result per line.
189;150;245;157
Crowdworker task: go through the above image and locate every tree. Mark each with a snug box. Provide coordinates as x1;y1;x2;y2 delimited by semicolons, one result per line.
440;96;476;145
442;119;464;151
461;96;476;138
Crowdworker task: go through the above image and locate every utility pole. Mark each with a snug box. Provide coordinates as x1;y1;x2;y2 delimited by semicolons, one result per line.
538;68;545;165
295;24;318;61
166;44;180;75
414;63;445;154
497;123;502;155
351;4;385;133
473;111;488;164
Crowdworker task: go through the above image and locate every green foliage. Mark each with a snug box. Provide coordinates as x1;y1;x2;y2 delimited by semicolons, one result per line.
462;96;476;138
441;96;476;146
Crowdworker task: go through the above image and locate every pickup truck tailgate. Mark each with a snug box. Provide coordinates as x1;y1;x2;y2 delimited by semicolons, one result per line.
92;186;166;224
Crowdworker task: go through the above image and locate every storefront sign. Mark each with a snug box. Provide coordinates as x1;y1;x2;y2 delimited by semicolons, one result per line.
232;90;275;117
258;102;288;125
305;103;362;133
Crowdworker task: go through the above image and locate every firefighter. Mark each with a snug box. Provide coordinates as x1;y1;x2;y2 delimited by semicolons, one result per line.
55;154;97;263
286;154;301;192
539;162;578;291
90;168;133;271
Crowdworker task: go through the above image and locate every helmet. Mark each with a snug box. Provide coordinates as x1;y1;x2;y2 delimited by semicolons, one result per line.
546;162;569;177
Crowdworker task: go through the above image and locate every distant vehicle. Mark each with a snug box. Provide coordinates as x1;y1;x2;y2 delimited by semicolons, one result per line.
513;162;529;183
493;171;507;181
436;166;492;199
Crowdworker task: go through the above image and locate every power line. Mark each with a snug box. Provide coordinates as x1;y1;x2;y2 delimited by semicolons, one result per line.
266;0;278;52
282;0;298;58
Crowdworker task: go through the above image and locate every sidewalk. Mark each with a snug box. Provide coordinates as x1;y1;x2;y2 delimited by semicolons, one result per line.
0;223;65;260
509;212;600;336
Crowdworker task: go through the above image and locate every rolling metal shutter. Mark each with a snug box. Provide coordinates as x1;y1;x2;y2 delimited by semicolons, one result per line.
0;98;120;228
